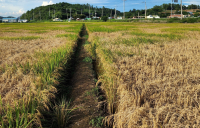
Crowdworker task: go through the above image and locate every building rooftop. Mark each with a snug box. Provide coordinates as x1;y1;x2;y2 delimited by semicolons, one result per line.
2;18;18;20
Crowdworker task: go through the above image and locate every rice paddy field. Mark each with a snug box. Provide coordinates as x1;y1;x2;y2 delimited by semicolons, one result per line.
1;21;200;128
85;22;200;127
0;22;82;127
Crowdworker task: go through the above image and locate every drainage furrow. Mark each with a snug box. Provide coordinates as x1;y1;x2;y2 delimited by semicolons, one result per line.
41;24;109;128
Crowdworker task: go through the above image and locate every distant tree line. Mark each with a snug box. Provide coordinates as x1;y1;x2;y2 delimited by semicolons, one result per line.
126;3;200;18
20;2;200;20
20;2;121;21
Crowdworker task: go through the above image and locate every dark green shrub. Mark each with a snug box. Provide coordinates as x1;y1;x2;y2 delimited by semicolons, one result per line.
167;17;180;23
186;18;198;23
101;16;108;22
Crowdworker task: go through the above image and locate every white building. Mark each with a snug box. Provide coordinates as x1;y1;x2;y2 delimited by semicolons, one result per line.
147;15;160;19
53;18;62;21
18;19;28;23
117;16;123;19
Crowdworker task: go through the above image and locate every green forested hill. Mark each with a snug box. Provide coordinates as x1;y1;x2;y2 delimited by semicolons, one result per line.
20;2;200;20
20;2;122;20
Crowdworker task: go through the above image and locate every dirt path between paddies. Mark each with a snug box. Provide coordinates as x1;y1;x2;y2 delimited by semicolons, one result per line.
68;27;100;128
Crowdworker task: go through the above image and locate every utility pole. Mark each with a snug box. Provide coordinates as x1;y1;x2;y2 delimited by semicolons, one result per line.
143;0;147;18
123;0;127;19
33;12;34;20
115;6;117;19
181;0;182;20
171;0;172;17
54;10;55;18
145;0;147;18
138;12;139;19
49;7;50;17
89;5;90;18
70;8;71;19
39;11;41;21
110;9;112;18
66;8;68;19
102;6;103;17
95;9;97;17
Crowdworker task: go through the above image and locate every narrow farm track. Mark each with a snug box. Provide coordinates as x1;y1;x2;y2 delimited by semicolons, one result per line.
68;25;100;128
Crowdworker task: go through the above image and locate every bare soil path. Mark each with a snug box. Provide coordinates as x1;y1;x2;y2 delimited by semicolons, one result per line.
68;26;100;128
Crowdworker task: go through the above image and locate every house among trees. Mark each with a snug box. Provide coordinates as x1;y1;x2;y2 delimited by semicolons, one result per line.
53;18;62;21
147;15;160;18
18;19;28;23
168;14;187;18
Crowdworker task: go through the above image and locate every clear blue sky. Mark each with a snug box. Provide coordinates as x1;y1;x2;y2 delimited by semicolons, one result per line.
0;0;200;17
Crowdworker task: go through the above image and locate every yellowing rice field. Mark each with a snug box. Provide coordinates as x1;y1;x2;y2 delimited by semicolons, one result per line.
1;22;200;127
0;22;82;127
86;22;200;127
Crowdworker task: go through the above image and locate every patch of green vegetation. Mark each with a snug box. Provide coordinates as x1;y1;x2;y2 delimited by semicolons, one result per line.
114;37;156;47
85;87;98;97
94;79;98;83
83;35;89;39
167;17;200;23
0;36;41;40
89;116;104;127
53;98;77;128
0;95;36;128
83;57;93;63
1;30;18;33
29;30;48;34
0;66;6;74
84;41;90;46
131;31;181;40
116;50;135;57
162;27;200;33
101;49;114;63
99;96;103;100
56;34;77;41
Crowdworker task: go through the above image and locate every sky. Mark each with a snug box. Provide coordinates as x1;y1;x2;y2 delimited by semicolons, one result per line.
0;0;200;17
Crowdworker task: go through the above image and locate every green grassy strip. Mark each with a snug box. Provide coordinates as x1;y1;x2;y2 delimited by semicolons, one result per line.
56;34;78;41
29;30;48;34
130;31;182;40
0;36;41;40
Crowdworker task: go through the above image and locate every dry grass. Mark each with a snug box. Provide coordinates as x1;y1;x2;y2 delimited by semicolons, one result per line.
114;38;200;127
0;37;67;66
86;22;200;127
